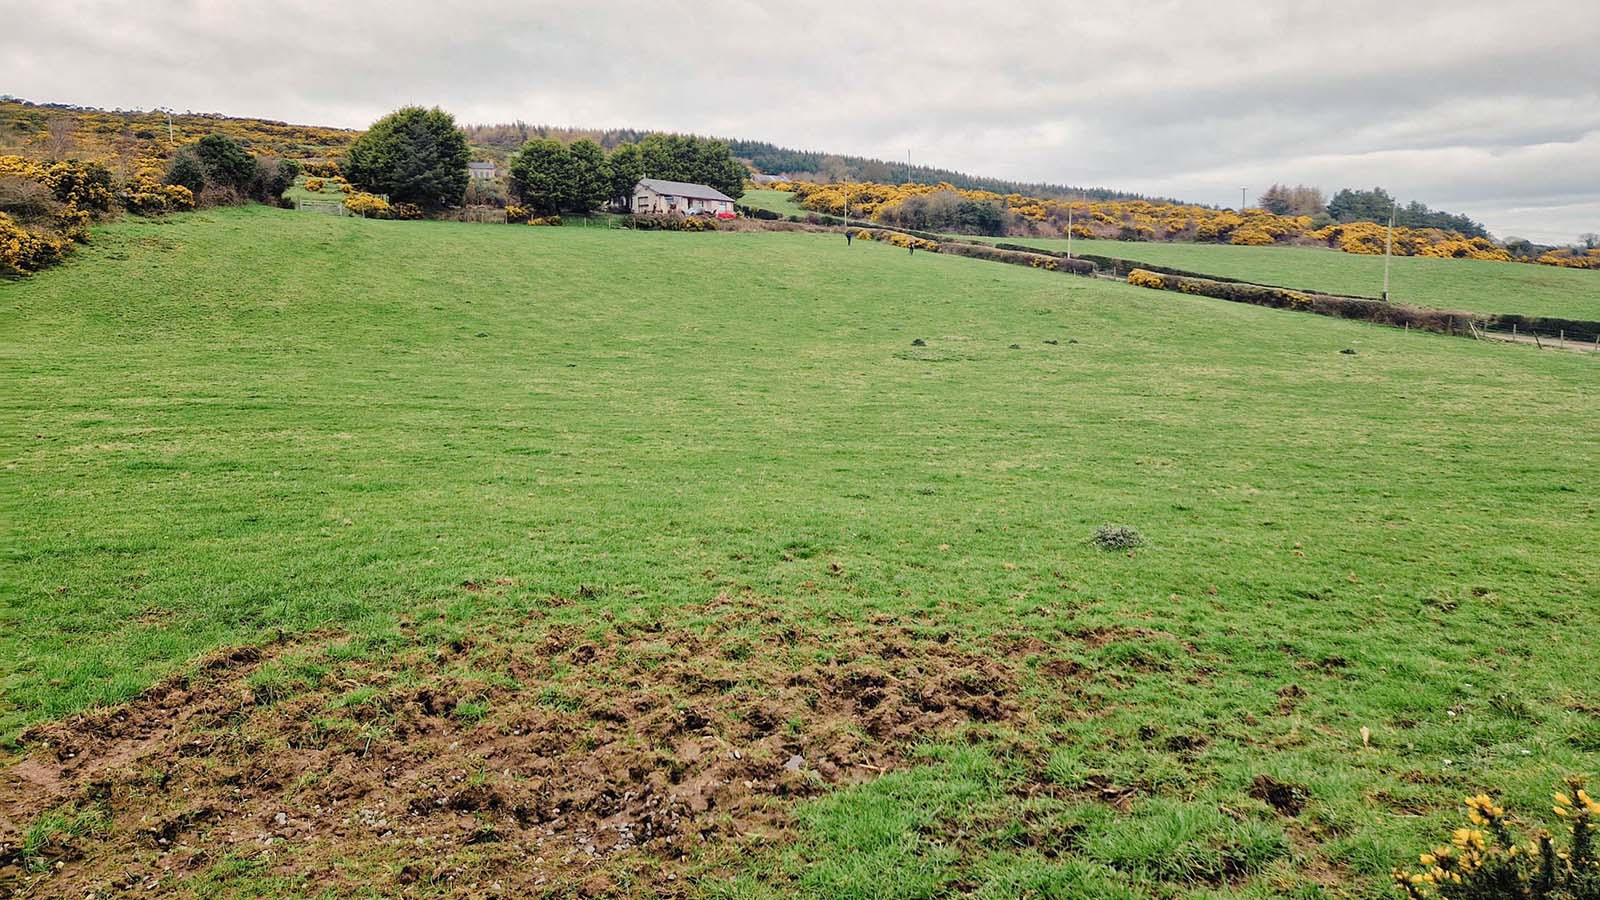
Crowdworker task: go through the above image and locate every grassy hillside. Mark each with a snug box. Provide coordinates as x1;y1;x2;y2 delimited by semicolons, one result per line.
2;208;1596;897
1;97;355;165
993;236;1600;321
739;188;810;218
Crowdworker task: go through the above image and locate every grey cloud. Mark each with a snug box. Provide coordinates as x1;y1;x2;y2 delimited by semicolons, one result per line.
3;0;1598;240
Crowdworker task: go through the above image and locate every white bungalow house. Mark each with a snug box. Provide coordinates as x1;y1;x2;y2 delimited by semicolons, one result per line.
468;161;496;181
631;178;735;215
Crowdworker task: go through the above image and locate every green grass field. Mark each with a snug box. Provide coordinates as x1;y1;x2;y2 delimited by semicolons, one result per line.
739;188;810;218
3;206;1597;897
739;190;1599;320
985;236;1600;321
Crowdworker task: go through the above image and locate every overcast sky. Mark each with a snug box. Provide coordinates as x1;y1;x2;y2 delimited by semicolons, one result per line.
5;0;1598;242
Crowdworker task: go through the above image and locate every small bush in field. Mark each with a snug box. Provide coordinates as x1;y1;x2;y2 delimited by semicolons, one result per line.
1394;780;1599;899
304;177;324;193
1092;524;1145;550
342;191;391;218
1127;268;1167;289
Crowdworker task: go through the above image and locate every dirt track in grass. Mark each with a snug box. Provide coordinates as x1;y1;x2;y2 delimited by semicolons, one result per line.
0;599;1082;898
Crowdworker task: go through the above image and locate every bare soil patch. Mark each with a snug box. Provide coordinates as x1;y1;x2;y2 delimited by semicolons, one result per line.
1;605;1037;897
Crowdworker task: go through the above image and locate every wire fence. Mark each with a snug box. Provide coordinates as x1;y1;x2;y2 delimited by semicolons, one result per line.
1474;323;1599;354
295;198;348;217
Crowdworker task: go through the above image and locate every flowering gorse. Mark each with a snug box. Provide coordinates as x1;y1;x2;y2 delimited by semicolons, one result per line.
1395;779;1599;899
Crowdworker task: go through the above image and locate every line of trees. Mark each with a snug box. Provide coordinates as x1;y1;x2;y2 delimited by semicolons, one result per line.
339;109;747;217
1327;188;1488;238
727;139;1172;203
508;133;744;216
455;123;1172;204
1254;184;1490;238
1256;183;1327;219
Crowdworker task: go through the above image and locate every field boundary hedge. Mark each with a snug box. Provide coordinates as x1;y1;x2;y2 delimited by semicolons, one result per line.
937;240;1096;275
1124;269;1600;342
991;242;1598;341
994;243;1377;299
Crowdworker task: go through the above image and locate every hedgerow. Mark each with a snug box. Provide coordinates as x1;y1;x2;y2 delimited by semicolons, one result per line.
623;214;716;231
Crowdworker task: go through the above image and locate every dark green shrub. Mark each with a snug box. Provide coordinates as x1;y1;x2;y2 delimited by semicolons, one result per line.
164;151;205;196
194;134;255;191
344;107;470;212
247;158;299;201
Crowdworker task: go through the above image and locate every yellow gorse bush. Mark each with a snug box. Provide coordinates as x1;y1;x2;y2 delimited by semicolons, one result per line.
0;211;70;276
0;154;129;274
342;192;391;218
1395;779;1599;899
1534;247;1600;269
1126;268;1167;289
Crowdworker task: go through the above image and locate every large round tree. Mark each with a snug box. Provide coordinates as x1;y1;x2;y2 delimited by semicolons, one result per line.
344;107;469;212
508;139;575;216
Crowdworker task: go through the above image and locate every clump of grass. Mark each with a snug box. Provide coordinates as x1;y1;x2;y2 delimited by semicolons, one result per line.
454;697;491;722
23;802;111;871
1091;524;1146;551
1082;797;1289;883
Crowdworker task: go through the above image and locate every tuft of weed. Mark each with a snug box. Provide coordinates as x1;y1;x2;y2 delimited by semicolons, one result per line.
1091;524;1146;551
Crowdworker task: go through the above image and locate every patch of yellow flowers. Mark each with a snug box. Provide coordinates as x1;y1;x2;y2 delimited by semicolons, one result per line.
341;192;391;218
1395;779;1598;899
1126;268;1167;289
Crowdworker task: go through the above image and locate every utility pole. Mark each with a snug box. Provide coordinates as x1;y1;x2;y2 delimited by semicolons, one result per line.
906;149;911;185
1240;186;1247;212
1066;198;1074;259
1382;201;1396;302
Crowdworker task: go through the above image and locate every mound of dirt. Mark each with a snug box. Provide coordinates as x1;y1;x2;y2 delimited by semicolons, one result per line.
1;608;1028;897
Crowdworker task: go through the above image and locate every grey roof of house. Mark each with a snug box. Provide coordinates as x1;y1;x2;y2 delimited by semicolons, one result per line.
468;161;495;169
636;178;733;203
